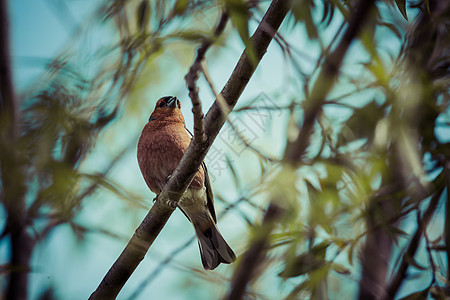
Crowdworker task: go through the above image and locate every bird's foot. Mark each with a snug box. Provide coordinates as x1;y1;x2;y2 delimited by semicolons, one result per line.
165;175;171;183
167;200;178;209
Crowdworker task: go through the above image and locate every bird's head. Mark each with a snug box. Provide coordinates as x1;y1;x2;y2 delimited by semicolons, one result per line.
148;96;184;123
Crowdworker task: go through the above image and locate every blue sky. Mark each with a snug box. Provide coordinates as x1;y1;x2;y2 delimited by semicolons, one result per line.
3;1;446;299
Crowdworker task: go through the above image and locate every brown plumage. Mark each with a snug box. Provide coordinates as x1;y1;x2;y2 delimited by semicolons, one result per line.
137;96;236;270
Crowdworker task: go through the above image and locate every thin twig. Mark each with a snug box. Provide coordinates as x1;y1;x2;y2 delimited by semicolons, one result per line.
185;13;229;144
384;187;445;299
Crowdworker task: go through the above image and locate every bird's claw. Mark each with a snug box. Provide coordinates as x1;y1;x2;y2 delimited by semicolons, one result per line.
165;175;171;183
167;200;178;209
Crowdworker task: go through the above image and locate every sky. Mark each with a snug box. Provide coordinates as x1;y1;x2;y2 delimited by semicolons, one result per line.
2;0;446;299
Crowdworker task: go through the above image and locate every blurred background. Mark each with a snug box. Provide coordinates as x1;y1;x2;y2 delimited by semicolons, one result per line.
1;0;449;299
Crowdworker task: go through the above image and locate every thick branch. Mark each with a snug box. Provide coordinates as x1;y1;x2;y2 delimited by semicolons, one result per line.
227;0;376;298
0;0;16;132
226;203;283;300
89;1;290;299
384;187;444;299
0;1;33;300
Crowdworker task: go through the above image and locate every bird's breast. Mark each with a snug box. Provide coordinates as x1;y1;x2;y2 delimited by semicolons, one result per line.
137;122;205;194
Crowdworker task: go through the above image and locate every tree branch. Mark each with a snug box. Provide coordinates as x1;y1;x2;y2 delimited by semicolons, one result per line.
185;13;229;144
226;0;376;298
384;187;444;299
89;1;290;298
0;1;33;300
226;203;283;300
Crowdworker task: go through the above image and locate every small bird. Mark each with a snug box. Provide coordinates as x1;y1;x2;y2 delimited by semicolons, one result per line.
137;96;236;270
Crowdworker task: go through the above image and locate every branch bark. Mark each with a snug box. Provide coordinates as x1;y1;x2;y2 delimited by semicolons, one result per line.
226;0;376;298
89;1;290;298
0;1;33;300
226;203;283;300
384;187;444;299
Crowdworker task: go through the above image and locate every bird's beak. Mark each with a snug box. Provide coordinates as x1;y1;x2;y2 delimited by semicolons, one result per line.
166;96;178;108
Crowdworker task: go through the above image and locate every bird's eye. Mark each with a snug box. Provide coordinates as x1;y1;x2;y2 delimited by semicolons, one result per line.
159;101;165;108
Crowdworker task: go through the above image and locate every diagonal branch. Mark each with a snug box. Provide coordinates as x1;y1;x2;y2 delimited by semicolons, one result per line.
89;1;290;299
384;187;445;299
1;1;33;300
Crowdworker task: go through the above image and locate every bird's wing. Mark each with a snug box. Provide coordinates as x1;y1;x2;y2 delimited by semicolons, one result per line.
184;125;217;224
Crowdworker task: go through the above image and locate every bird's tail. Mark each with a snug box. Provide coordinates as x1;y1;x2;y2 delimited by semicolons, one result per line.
193;219;236;270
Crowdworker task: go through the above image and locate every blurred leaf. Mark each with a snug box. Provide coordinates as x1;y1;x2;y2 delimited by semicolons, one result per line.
173;0;188;16
348;240;357;266
338;101;385;146
286;279;311;300
395;0;408;21
430;285;450;299
399;288;430;300
279;252;326;278
320;1;335;26
423;0;430;14
380;22;402;39
137;0;150;33
279;242;330;278
169;30;209;42
0;263;30;274
225;0;257;65
385;226;409;244
404;253;427;270
290;0;318;39
331;263;351;275
359;7;379;57
265;166;300;217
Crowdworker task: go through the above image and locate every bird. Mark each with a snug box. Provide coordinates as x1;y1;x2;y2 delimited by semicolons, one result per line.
137;96;236;270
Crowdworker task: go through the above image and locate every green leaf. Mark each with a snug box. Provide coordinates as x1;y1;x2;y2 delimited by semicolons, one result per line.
279;242;331;278
173;0;188;16
311;241;331;259
423;0;430;14
291;0;318;39
225;0;257;65
395;0;408;21
332;263;351;275
279;253;326;278
348;240;356;266
338;101;385;146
